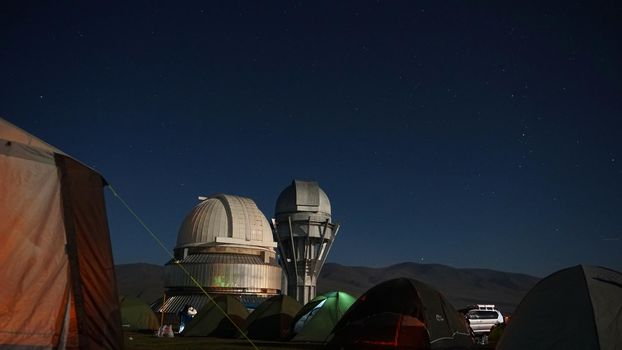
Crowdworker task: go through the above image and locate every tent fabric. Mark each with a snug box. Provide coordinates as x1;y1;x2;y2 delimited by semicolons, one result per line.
0;118;123;350
244;295;301;340
328;312;431;350
327;278;472;349
182;295;249;338
583;265;622;349
57;155;123;348
291;291;356;342
120;296;159;331
0;118;64;155
0;140;69;349
497;265;622;350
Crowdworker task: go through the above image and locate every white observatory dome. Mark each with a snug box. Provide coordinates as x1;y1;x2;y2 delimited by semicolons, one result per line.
176;194;276;250
275;180;331;217
158;193;281;321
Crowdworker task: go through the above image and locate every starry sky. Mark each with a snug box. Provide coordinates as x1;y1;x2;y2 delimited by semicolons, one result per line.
2;1;621;277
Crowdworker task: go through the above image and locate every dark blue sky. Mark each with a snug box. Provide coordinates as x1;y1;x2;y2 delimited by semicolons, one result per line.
2;1;621;276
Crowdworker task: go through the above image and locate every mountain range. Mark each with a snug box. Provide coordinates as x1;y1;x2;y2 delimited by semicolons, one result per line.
116;262;539;314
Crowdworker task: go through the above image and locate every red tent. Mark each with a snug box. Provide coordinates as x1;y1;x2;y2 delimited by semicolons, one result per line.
331;312;431;349
0;118;123;349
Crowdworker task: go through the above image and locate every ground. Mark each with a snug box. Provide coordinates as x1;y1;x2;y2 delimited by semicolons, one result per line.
123;331;324;350
123;331;495;350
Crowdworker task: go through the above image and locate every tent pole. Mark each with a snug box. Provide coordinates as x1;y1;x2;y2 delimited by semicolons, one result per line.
160;292;166;327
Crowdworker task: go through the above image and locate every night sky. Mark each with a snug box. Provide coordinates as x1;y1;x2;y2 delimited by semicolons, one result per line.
2;1;621;277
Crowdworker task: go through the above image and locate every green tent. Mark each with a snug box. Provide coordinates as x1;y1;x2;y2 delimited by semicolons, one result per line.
119;296;159;331
244;295;302;340
182;295;249;338
291;291;356;342
326;278;472;349
497;265;622;350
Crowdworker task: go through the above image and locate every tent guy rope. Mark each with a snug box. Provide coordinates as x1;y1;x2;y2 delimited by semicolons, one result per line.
107;184;261;350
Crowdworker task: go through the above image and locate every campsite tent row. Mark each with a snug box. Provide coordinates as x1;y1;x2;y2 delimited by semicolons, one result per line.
180;266;621;350
179;285;472;349
178;292;355;341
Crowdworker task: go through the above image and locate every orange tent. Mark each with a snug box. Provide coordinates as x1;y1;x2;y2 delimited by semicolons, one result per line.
0;118;123;349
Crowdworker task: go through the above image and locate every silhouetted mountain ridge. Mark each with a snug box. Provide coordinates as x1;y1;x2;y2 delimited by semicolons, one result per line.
116;261;538;313
317;262;539;313
115;263;165;305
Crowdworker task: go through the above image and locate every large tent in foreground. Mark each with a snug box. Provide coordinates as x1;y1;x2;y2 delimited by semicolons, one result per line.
0;118;123;349
327;278;472;349
497;265;622;350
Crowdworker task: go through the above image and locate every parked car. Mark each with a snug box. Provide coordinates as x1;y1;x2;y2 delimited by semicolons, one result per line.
465;304;504;335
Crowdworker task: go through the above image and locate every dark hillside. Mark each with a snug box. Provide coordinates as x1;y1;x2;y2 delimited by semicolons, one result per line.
116;263;165;304
116;262;538;313
317;262;538;313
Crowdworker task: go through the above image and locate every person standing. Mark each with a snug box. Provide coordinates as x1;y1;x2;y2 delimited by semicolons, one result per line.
178;304;197;333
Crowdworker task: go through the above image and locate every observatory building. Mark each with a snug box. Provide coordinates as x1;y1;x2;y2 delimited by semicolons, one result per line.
157;194;282;320
273;180;340;305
